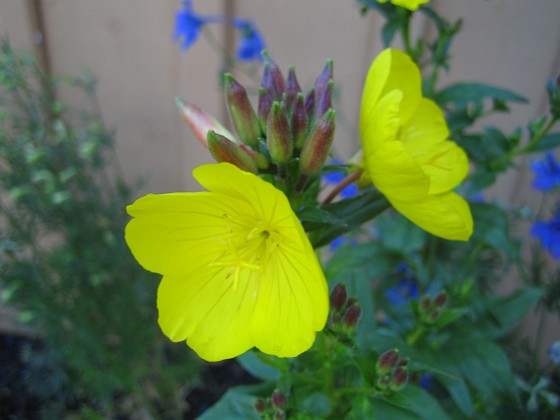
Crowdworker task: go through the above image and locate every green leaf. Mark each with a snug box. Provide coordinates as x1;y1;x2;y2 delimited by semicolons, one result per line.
435;82;528;105
298;206;346;226
198;384;272;420
305;191;390;248
471;202;520;259
529;132;560;152
383;385;452;420
236;351;284;381
434;373;473;417
481;286;543;337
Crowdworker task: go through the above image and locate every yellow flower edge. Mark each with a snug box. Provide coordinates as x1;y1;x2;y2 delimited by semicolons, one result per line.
125;163;329;362
360;49;473;241
376;0;430;11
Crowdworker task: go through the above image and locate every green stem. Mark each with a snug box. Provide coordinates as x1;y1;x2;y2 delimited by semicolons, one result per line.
406;324;426;346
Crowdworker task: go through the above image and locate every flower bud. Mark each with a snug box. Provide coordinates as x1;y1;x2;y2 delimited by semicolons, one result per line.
314;59;333;113
207;130;258;174
389;367;409;392
271;390;286;409
274;410;286;420
342;300;361;330
291;93;309;149
376;375;390;391
267;101;293;165
176;97;234;147
419;296;432;311
330;283;347;313
315;79;334;120
433;291;448;307
239;143;269;170
304;88;315;120
224;73;261;147
285;66;302;110
376;349;400;375
299;109;335;176
261;51;285;100
254;398;268;413
258;87;273;131
426;310;440;324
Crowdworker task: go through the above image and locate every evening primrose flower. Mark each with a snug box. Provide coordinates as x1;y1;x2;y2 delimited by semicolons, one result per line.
360;49;473;241
125;163;328;361
376;0;430;11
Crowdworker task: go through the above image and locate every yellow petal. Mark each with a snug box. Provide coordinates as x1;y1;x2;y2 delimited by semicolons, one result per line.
158;267;258;362
417;141;470;195
400;98;449;152
360;49;421;128
251;224;329;358
391;191;473;241
362;90;430;201
390;0;430;11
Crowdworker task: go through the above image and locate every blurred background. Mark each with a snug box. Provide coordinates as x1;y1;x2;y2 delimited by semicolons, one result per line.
0;0;559;417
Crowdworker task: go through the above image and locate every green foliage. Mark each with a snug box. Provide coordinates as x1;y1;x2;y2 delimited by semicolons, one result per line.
0;40;199;416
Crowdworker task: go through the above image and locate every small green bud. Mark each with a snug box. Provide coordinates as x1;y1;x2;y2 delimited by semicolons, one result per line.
299;109;335;175
224;73;261;147
376;375;390;391
426;309;440;324
207;130;258;174
267;101;293;164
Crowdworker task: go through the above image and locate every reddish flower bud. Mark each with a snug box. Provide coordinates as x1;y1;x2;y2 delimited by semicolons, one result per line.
376;374;390;391
376;349;400;375
291;93;309;149
274;410;286;420
426;310;440;324
304;88;315;121
389;367;409;392
271;390;286;408
314;59;333;112
176;97;234;147
315;79;334;120
261;52;285;101
267;101;293;165
342;300;361;330
258;87;273;131
207;130;258;174
330;283;347;313
299;109;335;175
254;398;268;413
285;66;302;110
433;292;448;307
224;73;261;147
420;296;432;311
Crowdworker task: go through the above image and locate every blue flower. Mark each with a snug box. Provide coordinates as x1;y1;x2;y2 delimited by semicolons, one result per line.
385;278;419;306
531;207;560;260
549;341;560;364
531;152;560;192
173;0;223;50
419;373;432;390
323;160;359;199
232;19;266;62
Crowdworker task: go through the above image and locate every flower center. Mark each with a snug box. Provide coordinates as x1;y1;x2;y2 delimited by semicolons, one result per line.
210;213;280;290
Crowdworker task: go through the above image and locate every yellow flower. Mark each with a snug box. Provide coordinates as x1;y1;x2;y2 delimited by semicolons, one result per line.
377;0;430;11
360;49;473;241
125;163;328;361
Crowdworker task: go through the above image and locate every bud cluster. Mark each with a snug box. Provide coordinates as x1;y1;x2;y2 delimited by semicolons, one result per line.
254;389;287;419
329;283;362;332
374;349;410;393
177;52;336;192
414;291;448;325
